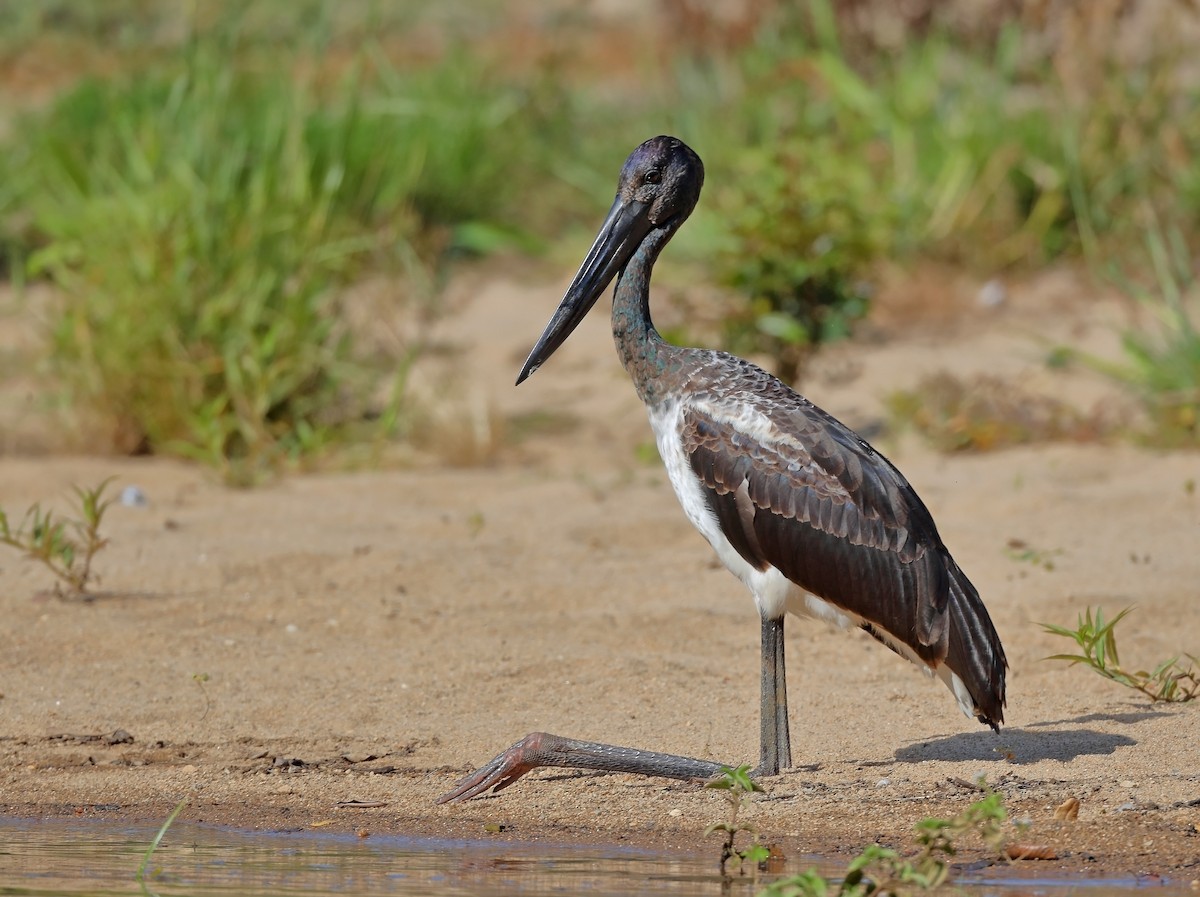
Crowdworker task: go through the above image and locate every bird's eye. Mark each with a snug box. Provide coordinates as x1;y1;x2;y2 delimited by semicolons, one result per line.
645;169;662;185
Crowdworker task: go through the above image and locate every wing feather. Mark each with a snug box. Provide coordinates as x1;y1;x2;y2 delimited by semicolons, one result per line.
682;404;950;655
666;350;1005;725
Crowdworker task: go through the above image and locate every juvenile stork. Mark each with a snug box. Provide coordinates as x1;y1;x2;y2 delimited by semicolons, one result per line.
438;136;1006;803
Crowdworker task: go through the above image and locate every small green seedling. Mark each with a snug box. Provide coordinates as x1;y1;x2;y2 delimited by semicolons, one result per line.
0;478;115;599
705;764;769;878
759;791;1008;896
1003;538;1063;571
192;673;212;721
1041;606;1199;702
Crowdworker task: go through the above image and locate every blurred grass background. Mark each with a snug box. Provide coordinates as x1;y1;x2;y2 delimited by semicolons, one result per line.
0;0;1196;481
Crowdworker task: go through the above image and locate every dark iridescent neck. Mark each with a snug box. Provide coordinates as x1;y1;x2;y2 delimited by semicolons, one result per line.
611;223;679;406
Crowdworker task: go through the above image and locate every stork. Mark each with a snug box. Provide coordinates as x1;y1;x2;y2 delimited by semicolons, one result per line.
437;136;1006;804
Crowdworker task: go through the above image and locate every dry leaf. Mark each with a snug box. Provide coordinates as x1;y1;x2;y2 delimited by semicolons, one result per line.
1054;797;1081;821
1007;843;1057;860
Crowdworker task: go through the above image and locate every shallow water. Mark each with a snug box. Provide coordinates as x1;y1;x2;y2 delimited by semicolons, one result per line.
0;817;1190;896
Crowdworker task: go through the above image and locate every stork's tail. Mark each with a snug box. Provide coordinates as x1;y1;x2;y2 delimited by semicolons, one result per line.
940;559;1007;730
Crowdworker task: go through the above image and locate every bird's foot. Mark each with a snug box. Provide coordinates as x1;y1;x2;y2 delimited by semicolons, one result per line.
436;732;548;804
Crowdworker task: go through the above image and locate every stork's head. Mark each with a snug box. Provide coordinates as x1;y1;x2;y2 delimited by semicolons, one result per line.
616;135;705;229
517;136;704;385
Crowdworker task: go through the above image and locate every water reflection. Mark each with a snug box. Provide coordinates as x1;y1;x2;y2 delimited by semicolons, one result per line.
1;817;766;897
0;817;1190;896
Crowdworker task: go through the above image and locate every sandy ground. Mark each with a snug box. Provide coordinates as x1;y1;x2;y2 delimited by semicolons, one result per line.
0;267;1198;885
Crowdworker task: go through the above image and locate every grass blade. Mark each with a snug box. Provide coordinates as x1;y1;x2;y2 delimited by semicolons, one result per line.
136;799;187;884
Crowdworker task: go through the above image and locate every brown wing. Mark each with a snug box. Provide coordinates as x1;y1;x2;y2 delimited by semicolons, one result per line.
682;404;951;662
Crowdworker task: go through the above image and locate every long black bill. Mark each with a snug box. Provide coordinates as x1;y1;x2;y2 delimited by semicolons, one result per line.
516;197;651;385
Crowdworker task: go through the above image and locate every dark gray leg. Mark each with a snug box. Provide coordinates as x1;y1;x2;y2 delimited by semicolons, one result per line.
756;615;792;775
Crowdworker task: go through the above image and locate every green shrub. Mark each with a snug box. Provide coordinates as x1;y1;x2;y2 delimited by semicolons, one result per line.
23;53;365;480
715;136;888;383
1074;223;1200;447
691;6;1200;382
700;18;1056;381
305;46;572;252
8;30;572;480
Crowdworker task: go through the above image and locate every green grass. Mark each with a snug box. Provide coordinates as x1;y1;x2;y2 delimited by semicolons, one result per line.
661;3;1200;384
1041;606;1199;703
136;798;187;885
0;478;114;599
656;12;1062;379
1072;222;1200;447
20;52;369;479
1;2;1199;465
700;766;1013;896
2;23;572;481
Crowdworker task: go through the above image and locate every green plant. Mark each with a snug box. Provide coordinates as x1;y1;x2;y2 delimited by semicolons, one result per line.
192;673;212;721
1075;222;1200;447
1055;18;1200;262
1003;539;1062;572
136;798;187;886
4;21;576;481
1041;606;1199;703
698;17;902;384
7;2;1200;469
683;2;1200;386
705;765;770;879
698;14;1067;383
0;478;114;598
716;135;885;384
759;792;1008;897
21;51;371;480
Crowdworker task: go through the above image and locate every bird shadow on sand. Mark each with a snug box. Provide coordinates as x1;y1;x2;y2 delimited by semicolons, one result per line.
894;726;1137;765
1024;707;1180;728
